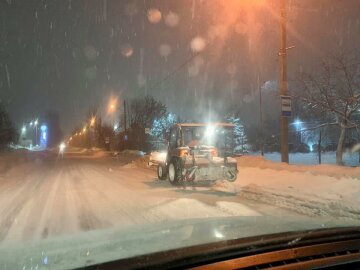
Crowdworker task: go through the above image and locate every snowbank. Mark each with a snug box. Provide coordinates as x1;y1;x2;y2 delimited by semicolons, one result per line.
232;156;360;220
237;156;360;179
149;151;167;165
256;151;360;167
121;150;145;156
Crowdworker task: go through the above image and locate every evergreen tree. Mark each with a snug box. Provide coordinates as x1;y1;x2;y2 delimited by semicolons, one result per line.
0;104;18;150
227;117;248;153
151;113;176;138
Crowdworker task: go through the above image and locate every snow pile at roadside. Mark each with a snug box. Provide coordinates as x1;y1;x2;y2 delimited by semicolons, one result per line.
256;151;360;166
237;156;360;179
149;151;167;165
63;146;88;154
232;156;360;220
121;150;145;156
123;155;150;169
0;150;54;174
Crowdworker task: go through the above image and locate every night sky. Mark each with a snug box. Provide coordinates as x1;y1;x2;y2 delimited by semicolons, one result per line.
1;0;359;134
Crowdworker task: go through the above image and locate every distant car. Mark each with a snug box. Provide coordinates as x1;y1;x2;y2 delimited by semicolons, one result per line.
157;123;238;185
323;143;337;152
293;143;310;153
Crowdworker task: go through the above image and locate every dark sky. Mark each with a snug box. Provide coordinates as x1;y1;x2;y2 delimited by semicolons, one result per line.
1;0;359;134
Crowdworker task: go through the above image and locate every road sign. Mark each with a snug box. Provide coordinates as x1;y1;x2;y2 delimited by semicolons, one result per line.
281;96;292;117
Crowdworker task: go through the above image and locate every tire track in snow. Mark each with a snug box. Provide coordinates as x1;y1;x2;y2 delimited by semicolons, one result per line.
80;164;164;225
0;168;50;242
240;184;360;221
69;164;104;231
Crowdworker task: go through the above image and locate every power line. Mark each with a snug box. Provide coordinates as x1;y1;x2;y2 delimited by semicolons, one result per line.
143;40;216;94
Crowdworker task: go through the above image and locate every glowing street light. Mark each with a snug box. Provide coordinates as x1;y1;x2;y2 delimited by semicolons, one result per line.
83;127;87;133
293;119;302;131
59;142;66;154
90;116;96;127
21;126;26;134
108;97;118;114
30;122;33;127
34;119;38;126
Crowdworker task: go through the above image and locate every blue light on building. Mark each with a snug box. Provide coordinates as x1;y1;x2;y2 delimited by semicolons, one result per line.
40;124;48;148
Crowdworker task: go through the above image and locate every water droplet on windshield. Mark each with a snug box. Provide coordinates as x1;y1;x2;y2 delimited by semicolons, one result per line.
190;36;206;52
165;12;180;27
121;44;134;58
147;8;162;24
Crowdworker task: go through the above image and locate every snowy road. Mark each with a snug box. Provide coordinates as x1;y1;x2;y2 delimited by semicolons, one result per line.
0;152;320;244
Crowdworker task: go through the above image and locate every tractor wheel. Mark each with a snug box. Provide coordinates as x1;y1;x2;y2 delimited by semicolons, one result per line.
224;168;237;182
168;159;182;185
157;164;167;180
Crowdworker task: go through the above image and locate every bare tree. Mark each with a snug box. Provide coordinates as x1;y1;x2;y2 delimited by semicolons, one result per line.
129;96;167;129
295;53;360;165
0;103;18;150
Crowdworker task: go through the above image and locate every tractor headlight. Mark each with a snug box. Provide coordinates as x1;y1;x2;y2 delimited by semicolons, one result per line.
179;149;189;157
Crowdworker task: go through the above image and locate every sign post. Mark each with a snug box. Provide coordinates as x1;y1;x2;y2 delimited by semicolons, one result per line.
281;96;292;117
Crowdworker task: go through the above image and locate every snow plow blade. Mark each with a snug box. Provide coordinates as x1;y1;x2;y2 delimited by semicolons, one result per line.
183;156;238;182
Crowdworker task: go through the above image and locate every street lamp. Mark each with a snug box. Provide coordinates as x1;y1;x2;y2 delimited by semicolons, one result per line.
21;126;26;134
90;116;96;127
34;119;38;146
108;97;118;114
292;118;303;144
293;119;302;130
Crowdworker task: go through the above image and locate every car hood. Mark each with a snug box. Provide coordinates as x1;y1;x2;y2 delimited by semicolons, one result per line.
0;216;353;270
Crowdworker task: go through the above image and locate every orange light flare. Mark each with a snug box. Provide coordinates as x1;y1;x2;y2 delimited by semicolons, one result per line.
108;97;118;114
204;0;268;64
90;116;96;127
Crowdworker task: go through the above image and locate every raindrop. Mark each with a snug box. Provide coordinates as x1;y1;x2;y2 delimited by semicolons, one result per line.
137;74;146;87
165;12;180;27
159;44;172;58
42;256;48;265
226;64;237;76
5;64;11;88
234;22;248;35
147;8;162;24
188;65;199;77
243;94;254;103
121;44;134;58
85;66;97;80
190;36;206;52
124;2;138;17
84;45;97;60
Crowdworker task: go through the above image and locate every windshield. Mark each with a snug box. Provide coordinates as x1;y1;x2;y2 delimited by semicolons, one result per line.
0;0;359;269
182;126;234;153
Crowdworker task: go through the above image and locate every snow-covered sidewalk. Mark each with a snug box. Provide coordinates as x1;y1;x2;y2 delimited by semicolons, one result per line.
226;156;360;220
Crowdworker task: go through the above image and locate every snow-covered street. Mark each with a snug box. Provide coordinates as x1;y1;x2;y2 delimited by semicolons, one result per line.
0;150;299;243
0;149;359;268
1;149;357;246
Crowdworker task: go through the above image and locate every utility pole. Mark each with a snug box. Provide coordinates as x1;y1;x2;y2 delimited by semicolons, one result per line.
123;99;127;150
123;99;127;132
258;75;264;156
279;0;289;163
